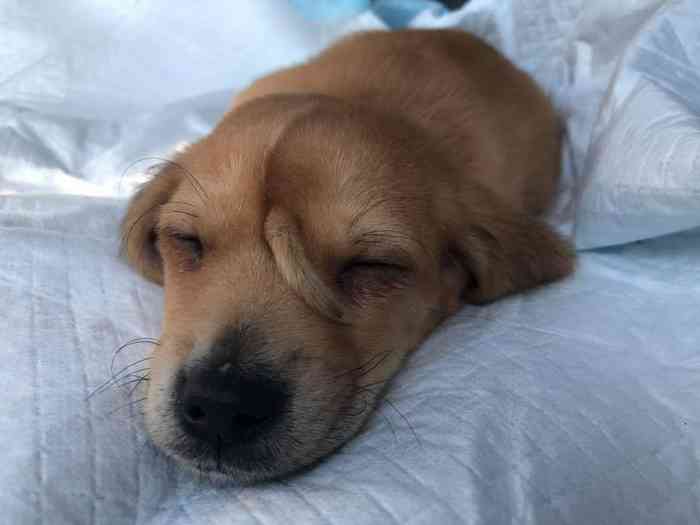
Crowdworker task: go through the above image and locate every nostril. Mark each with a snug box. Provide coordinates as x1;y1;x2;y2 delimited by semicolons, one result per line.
185;403;206;424
177;361;290;445
232;412;269;428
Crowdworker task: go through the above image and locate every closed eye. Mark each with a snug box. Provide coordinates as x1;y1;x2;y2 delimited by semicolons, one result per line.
160;229;204;270
338;258;411;301
172;232;203;255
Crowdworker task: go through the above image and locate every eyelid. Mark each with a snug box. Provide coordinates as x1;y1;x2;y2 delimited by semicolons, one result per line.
157;225;204;268
344;259;405;273
338;255;413;299
157;224;198;242
345;253;413;272
170;231;200;243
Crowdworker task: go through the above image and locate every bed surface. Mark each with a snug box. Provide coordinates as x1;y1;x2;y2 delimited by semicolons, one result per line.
2;1;699;524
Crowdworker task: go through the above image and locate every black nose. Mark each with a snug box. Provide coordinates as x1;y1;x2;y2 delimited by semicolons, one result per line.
177;362;289;446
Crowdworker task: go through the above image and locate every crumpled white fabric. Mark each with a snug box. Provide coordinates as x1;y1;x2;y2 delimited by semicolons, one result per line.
3;0;698;245
2;1;700;524
572;1;700;248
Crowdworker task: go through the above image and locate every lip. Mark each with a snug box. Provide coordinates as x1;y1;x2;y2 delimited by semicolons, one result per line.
170;444;286;484
169;420;281;470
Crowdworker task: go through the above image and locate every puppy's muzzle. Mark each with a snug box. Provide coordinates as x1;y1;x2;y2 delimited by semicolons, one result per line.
175;334;290;449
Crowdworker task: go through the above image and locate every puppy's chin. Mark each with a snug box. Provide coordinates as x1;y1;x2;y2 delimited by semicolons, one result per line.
159;442;293;485
143;397;284;484
142;374;380;484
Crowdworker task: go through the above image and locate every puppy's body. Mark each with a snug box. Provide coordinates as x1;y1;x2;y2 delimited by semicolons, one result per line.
123;30;573;482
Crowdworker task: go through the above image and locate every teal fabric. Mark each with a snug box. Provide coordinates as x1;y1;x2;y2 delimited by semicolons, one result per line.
288;0;371;23
373;0;446;27
289;0;447;27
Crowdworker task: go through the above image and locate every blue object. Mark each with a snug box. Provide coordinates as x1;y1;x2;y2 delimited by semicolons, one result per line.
289;0;371;24
289;0;447;27
372;0;446;27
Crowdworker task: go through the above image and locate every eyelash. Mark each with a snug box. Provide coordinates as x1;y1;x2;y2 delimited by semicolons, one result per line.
338;258;410;300
163;230;204;269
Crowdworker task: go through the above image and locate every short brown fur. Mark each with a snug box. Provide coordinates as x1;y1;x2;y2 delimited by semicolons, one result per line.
122;29;574;483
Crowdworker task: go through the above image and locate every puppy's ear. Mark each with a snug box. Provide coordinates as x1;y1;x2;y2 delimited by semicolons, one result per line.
447;188;575;305
120;168;180;285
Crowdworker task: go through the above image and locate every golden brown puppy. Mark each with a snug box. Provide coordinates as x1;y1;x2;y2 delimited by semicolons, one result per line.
122;29;574;483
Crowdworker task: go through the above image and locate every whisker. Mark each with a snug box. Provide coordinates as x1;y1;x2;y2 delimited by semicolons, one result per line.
345;397;371;418
111;357;153;381
113;368;151;385
110;338;159;378
120;206;161;252
88;361;152;400
118;375;148;388
379;413;398;443
120;157;209;204
117;373;151;396
88;337;159;400
356;379;390;390
333;350;393;380
383;398;421;448
354;350;395;381
127;376;150;397
350;380;418;446
150;158;209;203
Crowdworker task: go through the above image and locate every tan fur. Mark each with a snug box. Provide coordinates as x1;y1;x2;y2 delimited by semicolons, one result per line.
121;29;574;482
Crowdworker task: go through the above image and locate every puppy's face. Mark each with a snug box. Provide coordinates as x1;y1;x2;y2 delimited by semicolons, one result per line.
123;95;572;482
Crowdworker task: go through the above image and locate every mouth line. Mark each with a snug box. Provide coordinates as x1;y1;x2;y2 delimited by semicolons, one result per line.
169;429;280;472
191;458;232;478
169;447;266;480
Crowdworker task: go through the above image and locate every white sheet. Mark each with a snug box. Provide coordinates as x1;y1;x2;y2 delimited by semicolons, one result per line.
2;1;700;524
572;1;700;248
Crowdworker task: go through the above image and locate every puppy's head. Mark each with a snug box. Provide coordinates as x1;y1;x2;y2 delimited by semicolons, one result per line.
122;94;572;482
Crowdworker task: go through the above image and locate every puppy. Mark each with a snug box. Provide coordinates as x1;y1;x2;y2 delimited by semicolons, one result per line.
122;29;574;483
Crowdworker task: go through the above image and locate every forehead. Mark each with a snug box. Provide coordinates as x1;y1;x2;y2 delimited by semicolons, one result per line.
165;97;433;241
164;114;272;235
264;104;432;221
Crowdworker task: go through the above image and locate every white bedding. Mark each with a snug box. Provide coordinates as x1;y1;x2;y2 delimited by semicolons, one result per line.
2;1;700;524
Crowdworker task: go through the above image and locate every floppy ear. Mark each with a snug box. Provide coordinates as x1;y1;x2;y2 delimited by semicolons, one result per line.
120;169;179;285
447;190;575;305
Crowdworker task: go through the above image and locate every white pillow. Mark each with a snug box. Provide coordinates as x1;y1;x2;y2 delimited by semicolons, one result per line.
572;1;700;249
